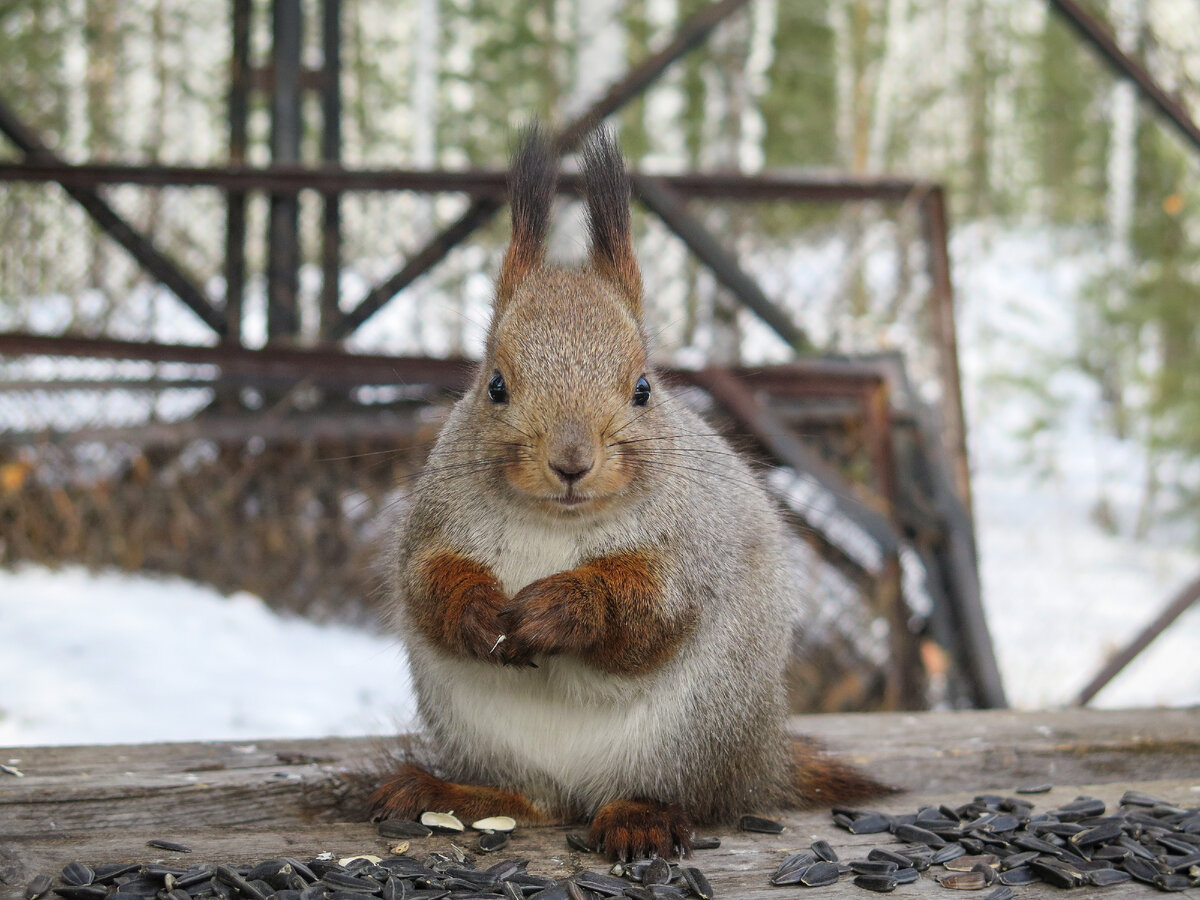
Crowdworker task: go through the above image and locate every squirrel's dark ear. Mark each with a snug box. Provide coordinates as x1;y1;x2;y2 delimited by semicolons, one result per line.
583;127;642;318
496;122;557;310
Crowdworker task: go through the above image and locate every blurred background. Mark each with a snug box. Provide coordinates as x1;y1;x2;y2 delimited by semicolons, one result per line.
0;0;1198;746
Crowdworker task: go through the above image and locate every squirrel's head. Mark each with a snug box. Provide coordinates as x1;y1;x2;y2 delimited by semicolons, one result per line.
471;124;662;517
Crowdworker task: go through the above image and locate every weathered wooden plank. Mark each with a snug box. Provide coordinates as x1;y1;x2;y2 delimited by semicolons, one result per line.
3;779;1199;899
3;709;1198;839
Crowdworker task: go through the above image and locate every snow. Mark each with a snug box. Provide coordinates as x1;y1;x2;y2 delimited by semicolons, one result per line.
0;566;417;746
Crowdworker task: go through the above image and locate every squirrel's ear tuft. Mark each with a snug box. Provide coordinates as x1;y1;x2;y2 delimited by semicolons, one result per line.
497;122;557;309
583;127;642;318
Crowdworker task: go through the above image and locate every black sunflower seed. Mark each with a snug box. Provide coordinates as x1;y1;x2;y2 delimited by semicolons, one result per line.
738;815;783;834
690;837;721;851
794;860;837;887
24;876;53;900
681;867;712;900
146;839;191;853
853;873;897;892
60;863;94;887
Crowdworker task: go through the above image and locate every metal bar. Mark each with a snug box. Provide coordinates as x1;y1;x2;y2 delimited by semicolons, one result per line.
0;161;925;202
225;0;252;344
331;0;755;339
267;0;303;341
0;97;225;336
1075;571;1200;706
920;187;973;515
0;332;900;396
319;0;342;342
1048;0;1200;157
632;175;812;353
682;367;900;556
6;410;424;448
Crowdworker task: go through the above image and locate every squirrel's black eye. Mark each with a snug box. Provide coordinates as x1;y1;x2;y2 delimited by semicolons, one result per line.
487;371;509;404
632;375;651;407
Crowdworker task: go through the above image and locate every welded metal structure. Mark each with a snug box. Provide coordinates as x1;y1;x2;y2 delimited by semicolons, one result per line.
0;0;1016;709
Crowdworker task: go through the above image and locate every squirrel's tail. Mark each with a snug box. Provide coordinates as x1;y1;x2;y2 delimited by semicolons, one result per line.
789;736;899;808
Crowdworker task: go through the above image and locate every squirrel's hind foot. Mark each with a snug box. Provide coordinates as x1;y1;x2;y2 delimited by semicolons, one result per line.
587;799;693;861
368;763;544;824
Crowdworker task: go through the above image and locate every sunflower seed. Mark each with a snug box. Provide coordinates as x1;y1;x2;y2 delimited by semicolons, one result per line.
852;873;897;892
690;837;721;851
147;839;191;853
25;875;53;900
472;816;517;833
799;861;839;887
380;819;433;839
566;833;595;853
478;831;510;853
681;866;713;899
738;815;782;834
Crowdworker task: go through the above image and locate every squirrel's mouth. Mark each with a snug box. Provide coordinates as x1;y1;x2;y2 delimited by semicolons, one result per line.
554;493;590;507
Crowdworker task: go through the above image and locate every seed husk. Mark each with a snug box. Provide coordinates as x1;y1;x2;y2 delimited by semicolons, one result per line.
938;871;988;890
1015;784;1052;794
472;816;517;833
420;811;465;833
690;837;721;851
945;854;999;872
738;815;783;834
981;888;1014;900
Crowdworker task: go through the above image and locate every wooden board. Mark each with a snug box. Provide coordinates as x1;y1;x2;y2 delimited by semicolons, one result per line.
2;708;1199;898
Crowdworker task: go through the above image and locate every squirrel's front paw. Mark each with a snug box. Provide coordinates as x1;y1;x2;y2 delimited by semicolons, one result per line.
497;572;604;665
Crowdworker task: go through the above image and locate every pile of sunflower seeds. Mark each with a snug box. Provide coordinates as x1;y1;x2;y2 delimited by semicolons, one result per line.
26;842;717;900
768;788;1200;893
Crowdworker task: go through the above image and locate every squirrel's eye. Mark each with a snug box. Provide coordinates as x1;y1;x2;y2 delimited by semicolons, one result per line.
487;371;509;404
632;375;651;407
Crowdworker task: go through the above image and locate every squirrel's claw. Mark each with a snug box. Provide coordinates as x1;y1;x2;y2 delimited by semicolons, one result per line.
588;799;694;861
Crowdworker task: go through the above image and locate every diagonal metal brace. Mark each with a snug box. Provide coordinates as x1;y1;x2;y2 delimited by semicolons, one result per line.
0;96;226;336
330;0;754;341
631;174;812;353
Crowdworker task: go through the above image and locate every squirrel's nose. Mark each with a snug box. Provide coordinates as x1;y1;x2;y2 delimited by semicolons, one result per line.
551;461;592;485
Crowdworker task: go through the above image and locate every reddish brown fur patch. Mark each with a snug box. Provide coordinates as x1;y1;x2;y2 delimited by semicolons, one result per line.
499;552;696;674
790;736;899;807
407;549;510;661
587;799;693;861
369;763;544;824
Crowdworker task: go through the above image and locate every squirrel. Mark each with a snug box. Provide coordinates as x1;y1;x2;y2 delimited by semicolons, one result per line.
369;123;892;860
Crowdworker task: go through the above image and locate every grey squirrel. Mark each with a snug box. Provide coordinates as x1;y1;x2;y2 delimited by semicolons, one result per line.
370;124;891;860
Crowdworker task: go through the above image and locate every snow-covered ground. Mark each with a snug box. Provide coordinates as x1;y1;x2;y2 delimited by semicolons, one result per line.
0;566;417;746
2;223;1198;747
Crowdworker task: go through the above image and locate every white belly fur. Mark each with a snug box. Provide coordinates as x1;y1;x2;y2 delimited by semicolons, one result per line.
420;507;685;806
425;652;678;805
